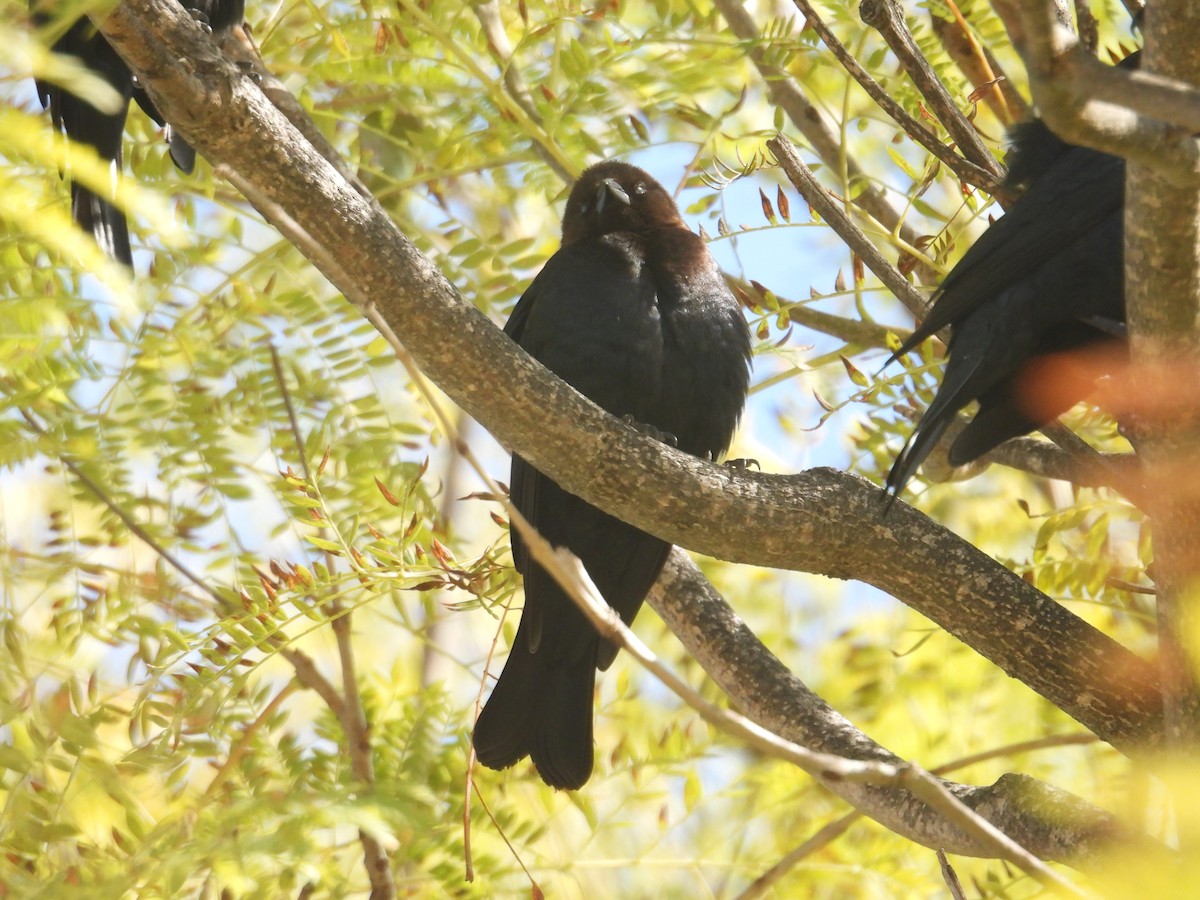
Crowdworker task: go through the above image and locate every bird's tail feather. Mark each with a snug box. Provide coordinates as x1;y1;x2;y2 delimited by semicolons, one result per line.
473;633;597;790
72;182;132;268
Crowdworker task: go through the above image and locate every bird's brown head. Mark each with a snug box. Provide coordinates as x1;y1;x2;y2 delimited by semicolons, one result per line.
560;161;686;245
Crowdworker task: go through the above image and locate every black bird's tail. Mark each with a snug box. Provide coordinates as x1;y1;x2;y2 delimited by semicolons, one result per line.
70;181;133;268
473;615;596;791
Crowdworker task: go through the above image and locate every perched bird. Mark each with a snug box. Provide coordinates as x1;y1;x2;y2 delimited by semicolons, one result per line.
32;0;246;266
473;161;752;790
885;69;1131;496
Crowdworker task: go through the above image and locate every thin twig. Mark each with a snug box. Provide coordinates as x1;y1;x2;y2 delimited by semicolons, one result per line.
790;0;1002;194
711;0;932;261
859;0;1002;179
768;135;929;318
470;0;572;184
269;345;395;900
938;849;969;899
201;680;300;801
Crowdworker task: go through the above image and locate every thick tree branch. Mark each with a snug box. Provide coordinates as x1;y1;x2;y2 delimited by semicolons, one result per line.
98;0;1161;761
991;0;1200;185
520;532;1102;886
653;552;1158;867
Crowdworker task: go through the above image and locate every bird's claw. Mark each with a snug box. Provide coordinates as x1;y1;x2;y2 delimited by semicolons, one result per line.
188;9;214;33
723;457;759;472
620;414;678;448
236;60;263;85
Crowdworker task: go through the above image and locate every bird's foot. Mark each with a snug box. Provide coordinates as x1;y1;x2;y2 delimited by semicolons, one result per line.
236;60;263;85
722;457;760;472
620;414;678;448
188;9;214;33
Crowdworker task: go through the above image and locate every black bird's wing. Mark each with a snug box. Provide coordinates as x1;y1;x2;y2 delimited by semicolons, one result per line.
886;118;1126;495
37;19;136;266
894;141;1123;356
33;0;247;264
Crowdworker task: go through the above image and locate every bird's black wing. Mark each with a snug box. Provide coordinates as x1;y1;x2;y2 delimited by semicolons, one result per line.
886;119;1125;494
33;0;247;264
896;140;1123;355
37;19;136;266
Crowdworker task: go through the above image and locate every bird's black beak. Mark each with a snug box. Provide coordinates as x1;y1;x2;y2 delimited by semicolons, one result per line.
595;178;631;215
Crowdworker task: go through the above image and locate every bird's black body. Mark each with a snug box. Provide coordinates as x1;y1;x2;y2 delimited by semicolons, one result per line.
32;0;246;266
473;161;752;789
885;66;1131;496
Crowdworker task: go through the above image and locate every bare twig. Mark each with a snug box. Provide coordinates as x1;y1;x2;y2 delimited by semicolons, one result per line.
712;0;931;263
929;2;1029;125
201;680;300;801
769;135;929;317
938;849;969;899
470;0;572;184
790;0;1002;194
859;0;1003;178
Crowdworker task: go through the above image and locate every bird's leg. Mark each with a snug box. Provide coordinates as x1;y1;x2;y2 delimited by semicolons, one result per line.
620;414;678;448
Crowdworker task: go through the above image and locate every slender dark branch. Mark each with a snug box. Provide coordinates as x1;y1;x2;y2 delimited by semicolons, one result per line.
791;0;1002;194
769;135;929;317
712;0;931;266
859;0;1003;179
470;0;572;184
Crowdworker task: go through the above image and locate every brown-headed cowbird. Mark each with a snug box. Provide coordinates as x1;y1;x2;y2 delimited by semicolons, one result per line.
32;0;246;266
473;161;752;790
885;57;1134;496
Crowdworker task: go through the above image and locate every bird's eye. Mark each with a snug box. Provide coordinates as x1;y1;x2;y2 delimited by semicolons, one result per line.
579;202;590;214
634;183;647;195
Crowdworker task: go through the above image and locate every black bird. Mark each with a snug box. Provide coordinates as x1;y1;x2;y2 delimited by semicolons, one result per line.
473;161;752;790
885;69;1131;496
32;0;246;266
